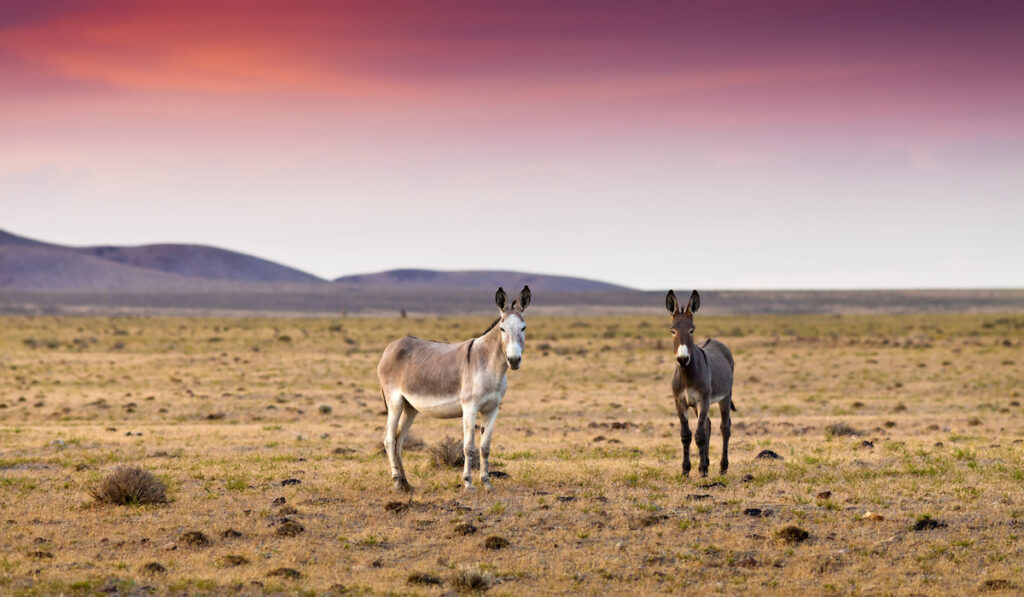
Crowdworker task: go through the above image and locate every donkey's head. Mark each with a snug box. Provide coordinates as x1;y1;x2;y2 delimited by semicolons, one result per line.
665;289;700;366
494;285;531;370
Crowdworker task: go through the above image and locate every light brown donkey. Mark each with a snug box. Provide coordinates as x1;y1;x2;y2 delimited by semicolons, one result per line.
377;286;530;491
666;290;736;477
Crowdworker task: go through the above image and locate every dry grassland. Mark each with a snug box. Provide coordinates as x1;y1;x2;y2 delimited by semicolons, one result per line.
1;313;1023;595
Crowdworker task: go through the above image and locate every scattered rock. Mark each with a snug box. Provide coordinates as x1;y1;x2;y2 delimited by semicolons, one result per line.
893;403;908;412
912;516;947;531
317;404;333;415
743;508;773;517
883;421;896;428
179;531;210;547
862;511;884;521
557;496;577;503
276;521;305;537
29;551;53;559
333;447;357;455
484;535;510;549
161;542;177;551
266;567;301;580
687;494;712;501
756;450;782;460
734;555;758;568
489;470;510;479
454;523;477;535
967;417;982;426
698;481;725;489
817;491;832;500
775;525;809;544
217;555;250;567
207;412;225;420
140;562;166;574
741;474;755;483
272;497;286;506
860;440;874;448
220;529;242;539
279;505;298;516
407;572;443;586
281;478;301;486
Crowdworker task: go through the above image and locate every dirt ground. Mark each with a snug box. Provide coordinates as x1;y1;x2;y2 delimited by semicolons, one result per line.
1;313;1022;595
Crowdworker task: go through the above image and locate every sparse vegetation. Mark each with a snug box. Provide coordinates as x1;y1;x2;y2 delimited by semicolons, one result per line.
0;313;1022;594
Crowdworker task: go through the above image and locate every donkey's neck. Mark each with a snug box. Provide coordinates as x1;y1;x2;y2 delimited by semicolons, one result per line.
679;342;707;384
475;324;509;375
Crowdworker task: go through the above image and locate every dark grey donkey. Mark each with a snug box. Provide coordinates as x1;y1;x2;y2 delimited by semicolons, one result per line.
665;290;736;477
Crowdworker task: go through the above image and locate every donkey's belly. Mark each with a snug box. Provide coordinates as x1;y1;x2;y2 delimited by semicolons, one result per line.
404;393;463;419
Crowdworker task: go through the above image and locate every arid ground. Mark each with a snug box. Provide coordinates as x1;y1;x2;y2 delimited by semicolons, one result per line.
1;313;1022;595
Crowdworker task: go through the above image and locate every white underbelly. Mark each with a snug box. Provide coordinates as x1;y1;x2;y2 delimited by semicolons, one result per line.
404;393;463;419
685;391;726;408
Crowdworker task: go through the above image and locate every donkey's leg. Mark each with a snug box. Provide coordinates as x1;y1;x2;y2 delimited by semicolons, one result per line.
478;407;501;490
719;393;732;475
676;403;692;477
382;391;409;491
695;399;712;477
460;406;480;490
393;405;418;491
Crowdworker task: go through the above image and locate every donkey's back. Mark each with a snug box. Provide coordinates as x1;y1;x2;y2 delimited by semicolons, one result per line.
701;338;735;402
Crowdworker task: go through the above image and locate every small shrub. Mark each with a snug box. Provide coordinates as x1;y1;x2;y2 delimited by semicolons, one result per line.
266;567;301;579
825;423;861;437
90;467;167;505
179;531;210;547
484;536;509;549
450;565;493;592
139;562;165;574
430;436;477;469
408;572;443;586
775;525;809;544
217;555;249;567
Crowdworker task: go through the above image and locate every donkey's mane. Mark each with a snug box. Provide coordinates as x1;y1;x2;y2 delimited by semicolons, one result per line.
482;317;500;336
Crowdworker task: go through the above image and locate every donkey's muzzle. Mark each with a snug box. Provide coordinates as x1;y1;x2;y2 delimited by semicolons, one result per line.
507;356;521;370
677;356;690;367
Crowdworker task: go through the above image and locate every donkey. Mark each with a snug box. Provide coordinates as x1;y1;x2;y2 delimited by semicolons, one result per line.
377;286;530;491
666;290;735;477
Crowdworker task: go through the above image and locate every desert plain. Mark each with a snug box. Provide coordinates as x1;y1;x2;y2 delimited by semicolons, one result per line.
1;312;1022;595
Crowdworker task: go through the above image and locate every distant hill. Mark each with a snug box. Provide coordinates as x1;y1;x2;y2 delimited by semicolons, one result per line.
0;244;221;291
78;245;321;283
0;229;322;289
335;268;629;291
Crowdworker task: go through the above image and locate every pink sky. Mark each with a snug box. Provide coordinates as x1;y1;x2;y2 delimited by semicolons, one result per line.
2;1;1022;288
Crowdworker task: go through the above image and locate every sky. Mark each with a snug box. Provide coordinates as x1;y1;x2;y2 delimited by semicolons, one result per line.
1;0;1022;289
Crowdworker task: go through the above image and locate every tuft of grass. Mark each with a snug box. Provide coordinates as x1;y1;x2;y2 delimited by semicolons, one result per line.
825;422;861;437
90;466;167;505
451;565;493;592
775;525;810;544
407;571;443;586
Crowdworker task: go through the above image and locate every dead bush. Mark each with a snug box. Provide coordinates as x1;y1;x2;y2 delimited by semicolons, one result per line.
430;436;478;469
450;565;493;592
90;466;167;505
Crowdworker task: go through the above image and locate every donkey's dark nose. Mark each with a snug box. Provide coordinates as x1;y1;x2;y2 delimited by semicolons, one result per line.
508;356;521;370
677;356;690;367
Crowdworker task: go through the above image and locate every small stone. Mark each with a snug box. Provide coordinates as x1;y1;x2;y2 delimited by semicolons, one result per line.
817;491;832;500
266;567;301;579
862;511;884;521
162;542;177;551
281;478;301;486
272;496;286;506
220;529;242;539
735;555;758;568
756;449;782;460
454;523;477;535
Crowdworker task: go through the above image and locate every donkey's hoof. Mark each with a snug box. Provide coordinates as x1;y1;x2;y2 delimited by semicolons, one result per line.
393;478;413;492
481;480;494;492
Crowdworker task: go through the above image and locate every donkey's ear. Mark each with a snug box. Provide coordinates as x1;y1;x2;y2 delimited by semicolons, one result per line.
495;287;508;310
665;290;679;314
516;285;531;311
685;290;701;315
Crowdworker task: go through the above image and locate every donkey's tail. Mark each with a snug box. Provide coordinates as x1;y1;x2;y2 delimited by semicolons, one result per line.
731;401;737;412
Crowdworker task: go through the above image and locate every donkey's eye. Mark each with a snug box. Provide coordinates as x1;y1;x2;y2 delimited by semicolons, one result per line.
690;328;695;335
